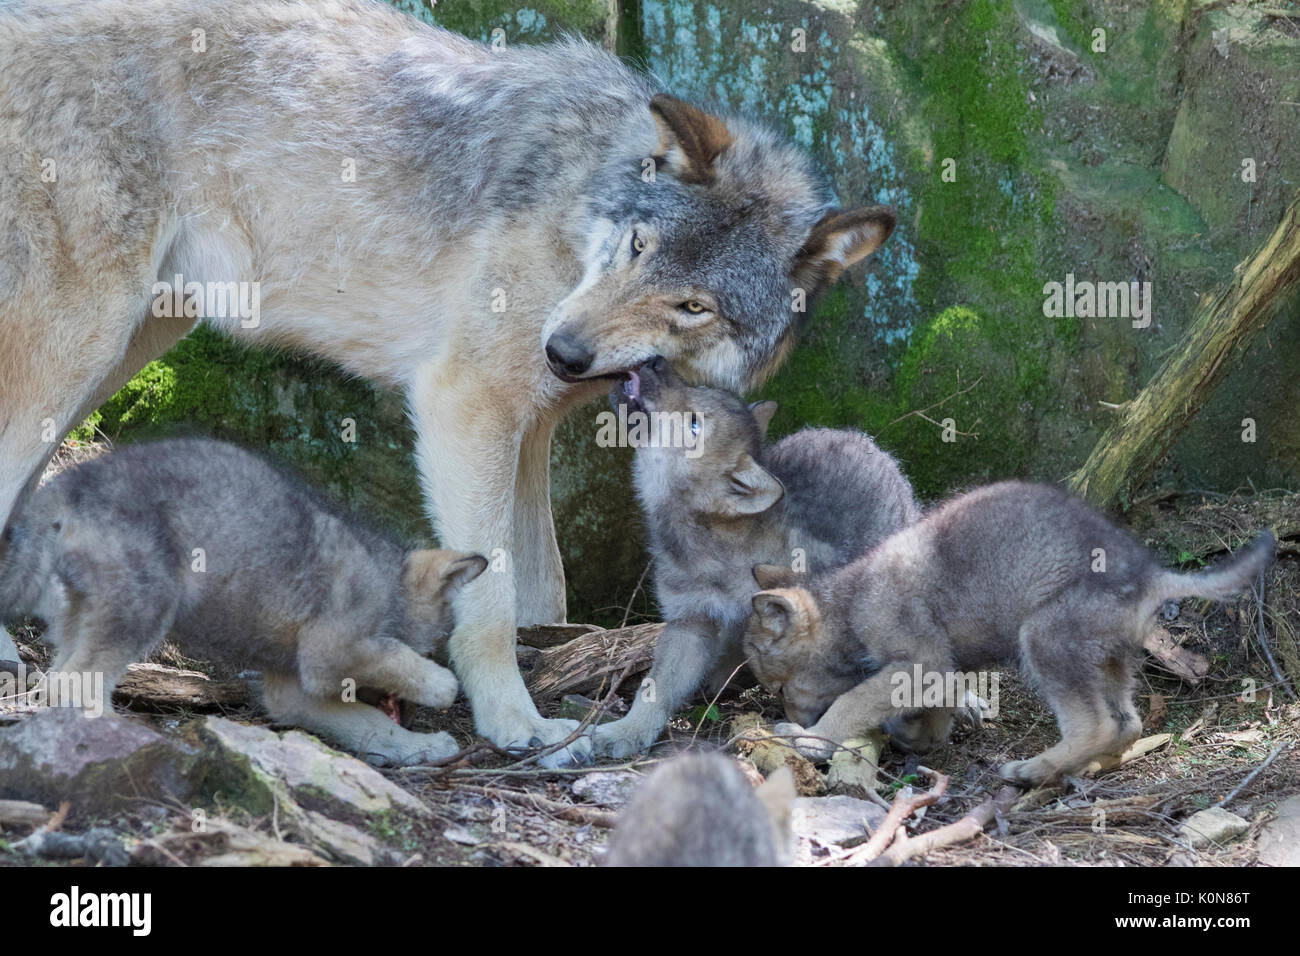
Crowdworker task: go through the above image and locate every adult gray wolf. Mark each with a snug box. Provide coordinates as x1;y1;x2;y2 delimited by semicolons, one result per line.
744;481;1276;785
591;357;920;757
0;0;895;765
603;752;795;866
0;438;486;766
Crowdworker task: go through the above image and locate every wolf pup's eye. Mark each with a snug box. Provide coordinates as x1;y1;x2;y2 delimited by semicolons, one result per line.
631;231;646;255
680;300;708;314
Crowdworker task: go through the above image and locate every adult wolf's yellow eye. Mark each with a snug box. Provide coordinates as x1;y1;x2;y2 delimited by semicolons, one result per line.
681;300;708;314
631;232;646;254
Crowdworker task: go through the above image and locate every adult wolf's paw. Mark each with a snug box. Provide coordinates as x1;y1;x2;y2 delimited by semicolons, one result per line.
410;663;460;710
591;718;659;759
774;721;835;762
512;716;593;768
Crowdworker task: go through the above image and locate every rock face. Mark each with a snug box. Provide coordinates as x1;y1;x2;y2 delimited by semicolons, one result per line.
79;0;1300;622
0;710;201;820
0;710;428;864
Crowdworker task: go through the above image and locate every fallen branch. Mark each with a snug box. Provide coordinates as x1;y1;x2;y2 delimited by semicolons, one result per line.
1068;191;1300;508
867;785;1021;867
1216;741;1289;809
524;622;662;701
454;784;619;828
843;768;950;864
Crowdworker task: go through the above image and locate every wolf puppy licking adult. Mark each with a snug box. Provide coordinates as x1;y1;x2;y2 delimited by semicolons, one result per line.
604;753;795;867
0;0;896;766
745;481;1276;786
0;439;486;766
592;357;921;757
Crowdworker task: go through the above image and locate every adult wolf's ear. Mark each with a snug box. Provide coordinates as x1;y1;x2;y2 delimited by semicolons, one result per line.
792;204;896;299
724;453;784;516
749;400;779;440
649;94;735;183
751;590;797;638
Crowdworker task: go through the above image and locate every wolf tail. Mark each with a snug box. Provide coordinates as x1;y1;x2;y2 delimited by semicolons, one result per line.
1146;531;1276;611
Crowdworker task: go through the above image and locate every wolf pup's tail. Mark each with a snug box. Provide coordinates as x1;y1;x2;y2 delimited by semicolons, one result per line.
1147;531;1276;610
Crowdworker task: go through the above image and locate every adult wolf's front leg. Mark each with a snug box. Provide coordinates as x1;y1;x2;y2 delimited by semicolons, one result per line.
513;416;566;626
409;368;590;768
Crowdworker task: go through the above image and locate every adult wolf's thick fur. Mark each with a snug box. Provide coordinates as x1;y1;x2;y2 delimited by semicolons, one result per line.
0;439;486;765
744;482;1276;785
0;0;895;763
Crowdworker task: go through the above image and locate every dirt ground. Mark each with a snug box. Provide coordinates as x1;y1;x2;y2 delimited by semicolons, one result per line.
2;451;1297;867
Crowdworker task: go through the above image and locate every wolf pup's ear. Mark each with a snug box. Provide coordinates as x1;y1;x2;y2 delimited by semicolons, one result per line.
724;453;784;516
749;400;779;440
750;590;797;638
793;204;896;299
440;552;489;594
649;94;735;183
752;563;795;590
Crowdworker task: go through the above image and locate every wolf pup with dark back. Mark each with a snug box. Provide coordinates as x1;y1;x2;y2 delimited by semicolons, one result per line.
745;481;1276;785
0;438;486;766
592;357;927;757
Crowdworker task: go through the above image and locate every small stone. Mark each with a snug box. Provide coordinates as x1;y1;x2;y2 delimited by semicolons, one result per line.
443;826;481;846
571;771;641;809
1179;807;1249;847
792;795;888;847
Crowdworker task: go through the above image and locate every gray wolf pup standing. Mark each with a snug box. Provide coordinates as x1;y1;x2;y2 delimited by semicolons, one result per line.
0;439;487;766
592;357;920;757
604;753;795;866
744;481;1276;785
0;0;895;765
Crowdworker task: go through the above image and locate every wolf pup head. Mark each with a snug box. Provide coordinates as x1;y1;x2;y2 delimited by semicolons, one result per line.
545;94;895;393
399;550;488;656
744;566;852;728
616;357;784;520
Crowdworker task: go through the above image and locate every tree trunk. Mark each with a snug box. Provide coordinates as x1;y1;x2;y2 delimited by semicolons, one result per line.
1069;192;1300;508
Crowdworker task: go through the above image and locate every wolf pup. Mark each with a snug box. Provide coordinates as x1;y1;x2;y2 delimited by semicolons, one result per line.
592;357;921;757
0;0;896;767
0;438;486;766
604;753;795;866
745;481;1276;785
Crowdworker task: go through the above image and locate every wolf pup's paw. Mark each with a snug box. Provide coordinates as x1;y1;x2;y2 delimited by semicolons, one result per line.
410;662;460;710
591;718;659;759
774;721;835;762
366;729;461;768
